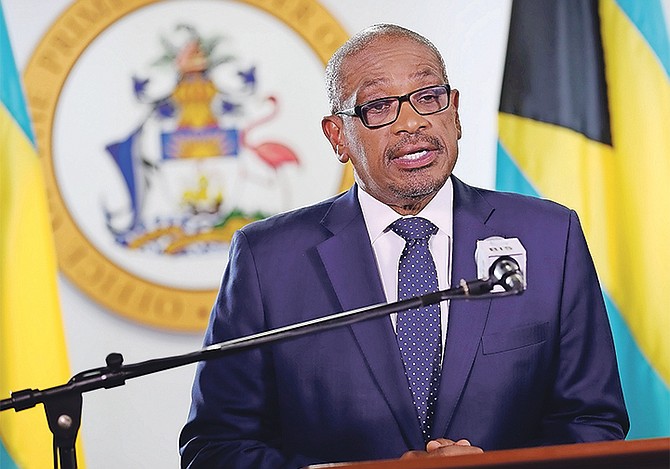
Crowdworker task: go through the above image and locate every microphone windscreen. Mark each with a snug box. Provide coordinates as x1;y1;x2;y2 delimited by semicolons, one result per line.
475;236;527;292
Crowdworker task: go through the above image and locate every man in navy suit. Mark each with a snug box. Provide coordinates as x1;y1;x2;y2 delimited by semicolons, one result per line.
180;24;628;468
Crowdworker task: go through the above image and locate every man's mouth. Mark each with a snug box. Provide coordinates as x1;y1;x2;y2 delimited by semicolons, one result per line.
398;150;428;160
392;148;436;169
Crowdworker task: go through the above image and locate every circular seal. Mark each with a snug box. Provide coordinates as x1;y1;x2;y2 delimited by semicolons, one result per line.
24;0;351;332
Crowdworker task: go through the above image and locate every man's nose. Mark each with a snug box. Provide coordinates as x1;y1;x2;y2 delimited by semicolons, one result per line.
391;100;429;133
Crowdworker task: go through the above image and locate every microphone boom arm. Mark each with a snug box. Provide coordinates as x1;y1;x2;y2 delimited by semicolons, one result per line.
0;270;523;468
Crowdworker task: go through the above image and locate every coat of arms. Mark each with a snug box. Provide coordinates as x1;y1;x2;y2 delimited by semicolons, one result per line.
105;25;300;254
28;0;349;331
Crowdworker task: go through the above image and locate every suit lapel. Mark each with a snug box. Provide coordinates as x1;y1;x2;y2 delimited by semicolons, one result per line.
315;181;499;446
433;177;497;438
316;186;424;449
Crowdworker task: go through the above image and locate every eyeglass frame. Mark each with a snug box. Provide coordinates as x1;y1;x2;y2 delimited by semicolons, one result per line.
334;84;452;129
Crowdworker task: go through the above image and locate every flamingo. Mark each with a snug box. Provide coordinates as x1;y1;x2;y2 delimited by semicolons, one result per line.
239;96;300;169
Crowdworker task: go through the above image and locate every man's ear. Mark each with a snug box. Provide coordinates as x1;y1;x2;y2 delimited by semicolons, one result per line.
322;116;348;163
452;89;462;139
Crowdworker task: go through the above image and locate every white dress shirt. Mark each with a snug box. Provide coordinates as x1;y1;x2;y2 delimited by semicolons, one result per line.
357;177;454;358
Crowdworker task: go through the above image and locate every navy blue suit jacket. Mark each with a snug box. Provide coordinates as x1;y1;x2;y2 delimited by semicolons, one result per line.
180;177;628;468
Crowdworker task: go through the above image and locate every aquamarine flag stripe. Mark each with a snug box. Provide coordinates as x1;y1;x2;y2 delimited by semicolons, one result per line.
496;141;670;439
0;5;34;143
604;293;670;438
615;0;670;77
0;441;19;469
495;141;540;197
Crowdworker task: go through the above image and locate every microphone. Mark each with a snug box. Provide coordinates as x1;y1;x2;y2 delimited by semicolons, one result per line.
489;255;525;293
472;236;527;295
458;255;525;296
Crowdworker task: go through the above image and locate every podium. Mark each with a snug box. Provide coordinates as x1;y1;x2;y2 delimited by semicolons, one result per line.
308;438;670;469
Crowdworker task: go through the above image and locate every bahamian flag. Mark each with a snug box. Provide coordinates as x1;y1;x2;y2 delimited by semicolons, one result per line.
497;0;670;438
0;5;84;468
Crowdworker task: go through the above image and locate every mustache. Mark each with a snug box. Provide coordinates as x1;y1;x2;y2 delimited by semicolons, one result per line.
385;135;445;160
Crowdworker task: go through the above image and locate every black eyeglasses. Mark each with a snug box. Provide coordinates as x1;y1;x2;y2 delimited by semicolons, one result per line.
335;84;451;129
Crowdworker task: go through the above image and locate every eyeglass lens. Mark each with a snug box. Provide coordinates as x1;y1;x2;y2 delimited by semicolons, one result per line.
361;85;450;127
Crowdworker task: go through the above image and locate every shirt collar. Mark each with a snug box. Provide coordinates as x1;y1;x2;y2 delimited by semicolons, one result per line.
358;176;454;243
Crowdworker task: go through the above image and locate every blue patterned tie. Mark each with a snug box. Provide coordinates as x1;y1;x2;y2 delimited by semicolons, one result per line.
390;217;442;441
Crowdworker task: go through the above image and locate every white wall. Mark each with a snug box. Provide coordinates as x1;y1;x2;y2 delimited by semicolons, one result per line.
2;1;667;467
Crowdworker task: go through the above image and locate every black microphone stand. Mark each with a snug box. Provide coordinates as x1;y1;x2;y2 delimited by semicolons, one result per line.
0;278;522;469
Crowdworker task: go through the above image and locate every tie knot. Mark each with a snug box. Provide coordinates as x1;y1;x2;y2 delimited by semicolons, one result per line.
390;217;438;241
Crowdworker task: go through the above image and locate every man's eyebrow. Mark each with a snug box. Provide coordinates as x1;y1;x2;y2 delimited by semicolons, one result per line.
358;68;443;93
350;67;443;105
357;77;391;95
411;67;443;81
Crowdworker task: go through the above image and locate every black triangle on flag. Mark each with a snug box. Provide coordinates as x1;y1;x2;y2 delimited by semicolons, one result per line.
499;0;612;145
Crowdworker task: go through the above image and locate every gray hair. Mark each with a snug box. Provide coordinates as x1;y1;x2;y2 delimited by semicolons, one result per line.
324;24;448;113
